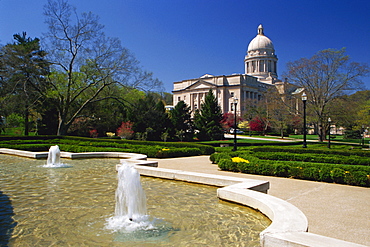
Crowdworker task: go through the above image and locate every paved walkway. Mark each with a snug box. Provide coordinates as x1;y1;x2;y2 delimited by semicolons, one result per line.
148;156;370;246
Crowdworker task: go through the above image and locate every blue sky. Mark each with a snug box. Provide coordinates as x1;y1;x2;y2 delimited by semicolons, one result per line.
1;0;369;92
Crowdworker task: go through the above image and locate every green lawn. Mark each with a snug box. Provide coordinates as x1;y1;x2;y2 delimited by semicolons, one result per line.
289;134;368;144
1;127;37;136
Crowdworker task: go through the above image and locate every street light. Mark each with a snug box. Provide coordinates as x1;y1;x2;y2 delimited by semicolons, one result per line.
302;92;307;148
232;97;238;151
328;117;331;149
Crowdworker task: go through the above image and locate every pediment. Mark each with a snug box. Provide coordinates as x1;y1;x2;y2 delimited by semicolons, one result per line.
185;80;216;90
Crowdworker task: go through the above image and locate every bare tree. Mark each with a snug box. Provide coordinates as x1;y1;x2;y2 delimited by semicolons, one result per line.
264;88;296;138
43;0;162;135
285;48;369;141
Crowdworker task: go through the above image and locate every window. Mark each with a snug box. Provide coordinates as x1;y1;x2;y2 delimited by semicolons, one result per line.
178;96;181;101
230;92;234;97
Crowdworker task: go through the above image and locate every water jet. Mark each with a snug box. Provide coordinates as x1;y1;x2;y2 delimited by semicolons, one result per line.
44;145;69;168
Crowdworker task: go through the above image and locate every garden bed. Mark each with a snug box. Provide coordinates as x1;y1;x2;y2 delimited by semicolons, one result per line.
210;147;370;187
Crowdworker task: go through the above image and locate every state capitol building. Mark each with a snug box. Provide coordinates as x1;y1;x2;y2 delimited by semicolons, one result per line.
172;24;301;117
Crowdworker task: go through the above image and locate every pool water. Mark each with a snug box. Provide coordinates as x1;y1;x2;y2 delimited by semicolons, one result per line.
0;155;270;246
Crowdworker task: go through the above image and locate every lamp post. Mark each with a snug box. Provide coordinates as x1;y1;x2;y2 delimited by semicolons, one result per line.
302;92;307;148
233;97;238;151
328;117;331;149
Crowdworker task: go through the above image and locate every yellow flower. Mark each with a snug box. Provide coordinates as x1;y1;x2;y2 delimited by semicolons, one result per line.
231;157;250;163
162;148;170;151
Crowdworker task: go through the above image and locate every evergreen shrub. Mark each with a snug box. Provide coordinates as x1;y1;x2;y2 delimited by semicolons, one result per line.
218;159;238;171
155;148;201;158
302;167;320;181
211;152;370;187
252;151;370;166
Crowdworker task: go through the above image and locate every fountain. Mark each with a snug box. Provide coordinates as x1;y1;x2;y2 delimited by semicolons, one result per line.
106;162;149;229
105;162;175;242
44;145;69;168
47;145;60;166
115;162;147;221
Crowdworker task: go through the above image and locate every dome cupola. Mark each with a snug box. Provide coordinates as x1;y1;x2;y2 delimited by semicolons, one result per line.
247;24;275;52
244;24;278;84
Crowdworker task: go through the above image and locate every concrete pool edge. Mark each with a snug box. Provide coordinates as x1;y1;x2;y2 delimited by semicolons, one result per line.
0;148;158;166
133;165;365;247
0;148;365;247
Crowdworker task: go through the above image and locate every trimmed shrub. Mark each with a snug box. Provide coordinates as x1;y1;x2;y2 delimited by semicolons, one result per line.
302;167;320;181
252;151;370;166
237;162;256;174
344;171;369;186
210;152;232;164
251;146;369;158
275;164;290;177
318;166;333;183
218;159;238;172
155;148;201;158
331;168;345;184
0;135;215;158
290;166;304;179
355;172;369;186
214;152;369;187
257;162;276;176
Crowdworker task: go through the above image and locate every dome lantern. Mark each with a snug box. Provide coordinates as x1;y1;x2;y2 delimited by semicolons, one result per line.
258;24;264;35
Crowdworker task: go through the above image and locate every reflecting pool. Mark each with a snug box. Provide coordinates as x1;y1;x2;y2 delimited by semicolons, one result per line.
0;155;270;246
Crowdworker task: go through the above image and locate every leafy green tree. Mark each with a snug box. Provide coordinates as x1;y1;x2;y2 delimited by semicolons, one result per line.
128;94;170;141
162;92;173;105
193;89;224;140
64;85;145;136
43;0;162;135
170;100;193;141
0;32;49;135
356;99;370;129
286;48;370;141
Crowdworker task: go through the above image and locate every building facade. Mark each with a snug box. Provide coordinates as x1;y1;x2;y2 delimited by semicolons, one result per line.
172;24;294;117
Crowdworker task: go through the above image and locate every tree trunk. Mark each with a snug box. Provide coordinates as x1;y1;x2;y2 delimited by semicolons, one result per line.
57;114;68;136
280;128;284;139
24;105;29;136
318;124;324;142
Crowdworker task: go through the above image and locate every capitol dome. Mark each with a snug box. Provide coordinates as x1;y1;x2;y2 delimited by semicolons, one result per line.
247;24;274;52
244;24;278;84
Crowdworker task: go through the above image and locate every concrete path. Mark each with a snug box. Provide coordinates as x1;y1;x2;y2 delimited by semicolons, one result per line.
148;156;370;246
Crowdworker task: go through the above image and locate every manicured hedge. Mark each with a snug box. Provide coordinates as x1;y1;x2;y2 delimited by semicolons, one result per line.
251;146;369;157
0;136;215;158
253;152;370;166
212;152;370;187
0;143;52;151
